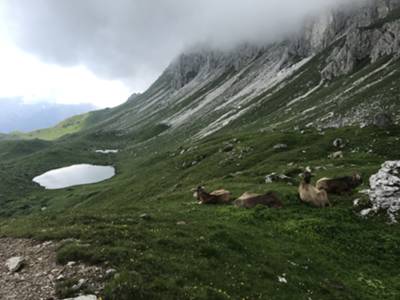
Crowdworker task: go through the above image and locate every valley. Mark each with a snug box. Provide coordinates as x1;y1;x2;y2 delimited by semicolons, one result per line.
1;125;400;299
1;0;400;299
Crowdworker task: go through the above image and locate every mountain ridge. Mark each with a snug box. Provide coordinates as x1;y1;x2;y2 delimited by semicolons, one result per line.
50;0;399;143
10;0;400;144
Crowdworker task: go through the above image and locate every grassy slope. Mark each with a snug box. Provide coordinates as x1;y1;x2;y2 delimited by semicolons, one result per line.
0;124;399;299
1;30;400;299
10;113;92;141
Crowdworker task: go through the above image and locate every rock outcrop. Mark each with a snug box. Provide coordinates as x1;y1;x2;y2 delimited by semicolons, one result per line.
84;0;400;140
364;160;400;222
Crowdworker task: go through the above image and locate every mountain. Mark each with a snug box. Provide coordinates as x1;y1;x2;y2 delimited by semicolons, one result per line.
1;1;400;299
0;98;95;133
53;0;398;144
17;0;400;144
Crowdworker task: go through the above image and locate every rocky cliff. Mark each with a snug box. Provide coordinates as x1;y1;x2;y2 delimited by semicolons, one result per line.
84;0;400;141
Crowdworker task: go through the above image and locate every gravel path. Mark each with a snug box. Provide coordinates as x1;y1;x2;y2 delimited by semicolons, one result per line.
0;238;105;300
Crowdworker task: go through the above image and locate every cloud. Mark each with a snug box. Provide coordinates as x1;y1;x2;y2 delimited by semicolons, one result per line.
2;0;366;90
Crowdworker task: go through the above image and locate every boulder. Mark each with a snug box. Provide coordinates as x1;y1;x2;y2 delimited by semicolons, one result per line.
273;144;288;150
364;161;400;222
105;268;117;279
332;138;345;148
329;151;344;159
373;112;393;128
140;213;151;220
72;278;87;291
6;256;25;273
222;144;234;152
265;173;293;184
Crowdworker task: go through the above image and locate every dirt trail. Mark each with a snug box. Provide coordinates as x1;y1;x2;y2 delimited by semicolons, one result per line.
0;238;104;300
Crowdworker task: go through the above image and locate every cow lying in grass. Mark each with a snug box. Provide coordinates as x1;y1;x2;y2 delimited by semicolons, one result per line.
193;186;231;204
299;171;331;208
234;191;283;208
316;173;362;195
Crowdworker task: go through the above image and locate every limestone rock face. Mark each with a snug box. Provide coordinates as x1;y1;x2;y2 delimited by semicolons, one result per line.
322;28;399;80
97;0;400;140
371;21;400;61
365;161;400;222
167;0;400;90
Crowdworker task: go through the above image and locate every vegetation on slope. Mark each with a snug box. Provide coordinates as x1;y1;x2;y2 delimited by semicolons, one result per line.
10;113;91;141
0;124;399;299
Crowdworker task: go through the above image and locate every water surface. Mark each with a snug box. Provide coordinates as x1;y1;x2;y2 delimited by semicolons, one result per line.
33;164;115;189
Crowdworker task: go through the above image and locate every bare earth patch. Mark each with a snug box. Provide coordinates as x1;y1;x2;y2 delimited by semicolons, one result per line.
0;238;105;300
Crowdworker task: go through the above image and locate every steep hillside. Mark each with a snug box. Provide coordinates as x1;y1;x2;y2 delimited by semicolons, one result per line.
1;1;400;299
13;1;399;144
56;0;399;144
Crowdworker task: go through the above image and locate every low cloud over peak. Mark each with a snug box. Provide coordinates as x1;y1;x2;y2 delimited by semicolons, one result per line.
2;0;367;91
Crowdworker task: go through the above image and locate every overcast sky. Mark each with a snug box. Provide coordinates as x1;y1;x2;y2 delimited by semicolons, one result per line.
0;0;365;108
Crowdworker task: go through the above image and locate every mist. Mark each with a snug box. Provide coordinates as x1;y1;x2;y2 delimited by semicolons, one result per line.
2;0;367;90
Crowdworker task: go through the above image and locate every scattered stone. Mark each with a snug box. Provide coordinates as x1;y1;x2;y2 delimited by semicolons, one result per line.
329;151;344;159
265;173;294;184
273;144;288;150
105;268;117;279
360;208;373;217
72;278;86;291
363;161;400;223
222;143;234;152
140;213;151;220
1;238;105;300
314;166;327;171
6;256;25;273
67;261;76;267
57;274;65;281
278;274;288;284
332;138;345;148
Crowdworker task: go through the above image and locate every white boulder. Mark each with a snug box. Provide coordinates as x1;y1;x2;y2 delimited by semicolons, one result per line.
6;256;25;273
364;161;400;223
